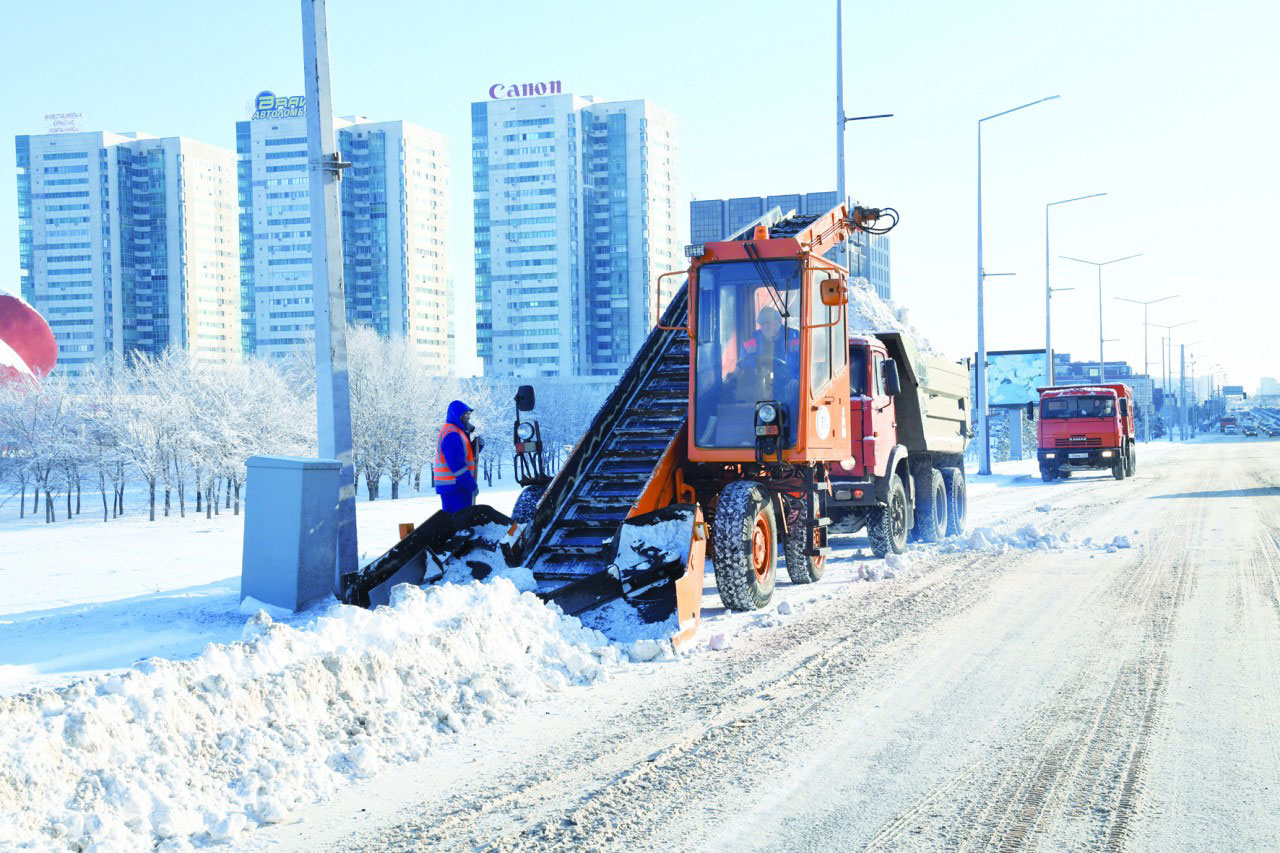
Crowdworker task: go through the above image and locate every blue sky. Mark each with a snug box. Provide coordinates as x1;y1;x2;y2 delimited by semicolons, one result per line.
4;0;1277;389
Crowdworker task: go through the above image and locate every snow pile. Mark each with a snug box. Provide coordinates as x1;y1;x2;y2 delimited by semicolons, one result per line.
0;580;624;850
943;525;1140;555
847;282;938;354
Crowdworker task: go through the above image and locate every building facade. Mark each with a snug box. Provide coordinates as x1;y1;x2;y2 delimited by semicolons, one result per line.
16;131;240;374
689;192;891;300
237;98;451;368
472;90;680;377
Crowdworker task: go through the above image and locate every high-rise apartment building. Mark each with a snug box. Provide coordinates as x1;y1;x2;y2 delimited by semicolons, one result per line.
15;131;240;373
237;94;451;368
690;193;891;300
472;88;680;377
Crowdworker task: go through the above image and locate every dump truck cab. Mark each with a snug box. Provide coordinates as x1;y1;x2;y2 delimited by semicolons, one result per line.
1031;383;1136;481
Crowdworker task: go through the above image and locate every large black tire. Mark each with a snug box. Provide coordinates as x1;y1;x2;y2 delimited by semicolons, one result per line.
510;484;546;523
1125;443;1136;476
783;499;824;584
711;481;778;611
1112;450;1127;480
1040;466;1056;482
868;475;909;558
941;466;967;536
911;468;948;543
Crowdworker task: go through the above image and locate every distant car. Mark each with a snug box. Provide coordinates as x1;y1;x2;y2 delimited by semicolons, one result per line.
1225;425;1239;435
1243;426;1258;436
1268;427;1280;437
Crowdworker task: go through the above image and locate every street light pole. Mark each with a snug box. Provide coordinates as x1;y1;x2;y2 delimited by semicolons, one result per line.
1045;193;1106;385
976;94;1059;476
301;0;358;586
1116;293;1176;442
1060;253;1141;383
835;1;892;272
1152;320;1193;442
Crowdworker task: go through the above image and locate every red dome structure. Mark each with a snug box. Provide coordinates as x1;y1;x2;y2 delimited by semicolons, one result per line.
0;294;57;383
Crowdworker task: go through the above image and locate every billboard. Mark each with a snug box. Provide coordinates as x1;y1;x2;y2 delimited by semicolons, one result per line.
985;349;1048;406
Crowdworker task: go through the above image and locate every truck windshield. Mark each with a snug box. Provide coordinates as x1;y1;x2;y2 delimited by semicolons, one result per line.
1042;396;1116;419
693;260;802;448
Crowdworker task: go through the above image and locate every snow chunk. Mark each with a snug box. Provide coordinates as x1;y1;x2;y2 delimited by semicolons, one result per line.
776;601;793;616
708;633;732;651
238;595;294;621
1112;535;1132;549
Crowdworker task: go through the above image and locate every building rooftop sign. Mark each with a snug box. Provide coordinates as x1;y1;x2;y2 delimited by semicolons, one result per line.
44;112;83;134
252;91;305;120
488;80;563;99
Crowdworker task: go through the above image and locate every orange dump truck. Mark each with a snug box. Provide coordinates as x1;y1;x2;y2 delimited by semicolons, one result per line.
1030;383;1136;481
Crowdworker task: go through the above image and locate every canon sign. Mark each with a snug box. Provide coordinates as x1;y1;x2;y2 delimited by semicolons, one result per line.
488;80;563;100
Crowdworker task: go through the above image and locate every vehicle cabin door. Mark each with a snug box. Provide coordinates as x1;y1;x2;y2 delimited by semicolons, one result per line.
869;349;895;477
802;269;850;459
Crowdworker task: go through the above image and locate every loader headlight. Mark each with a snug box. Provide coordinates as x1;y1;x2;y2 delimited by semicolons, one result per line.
516;422;535;441
757;403;778;424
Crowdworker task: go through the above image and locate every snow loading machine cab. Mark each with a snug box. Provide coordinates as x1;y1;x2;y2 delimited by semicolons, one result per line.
340;203;899;647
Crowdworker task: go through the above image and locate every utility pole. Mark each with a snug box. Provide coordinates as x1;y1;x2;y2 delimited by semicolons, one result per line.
1060;253;1141;383
1044;193;1105;384
976;94;1059;475
301;0;358;588
835;0;891;273
1179;344;1187;441
1116;294;1176;442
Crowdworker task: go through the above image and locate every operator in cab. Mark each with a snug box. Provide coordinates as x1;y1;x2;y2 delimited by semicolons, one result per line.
433;400;484;512
735;305;800;401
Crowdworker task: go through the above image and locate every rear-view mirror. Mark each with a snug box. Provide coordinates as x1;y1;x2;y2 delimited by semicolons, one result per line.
1026;401;1036;421
1120;398;1129;417
820;277;847;307
883;358;903;397
515;385;536;412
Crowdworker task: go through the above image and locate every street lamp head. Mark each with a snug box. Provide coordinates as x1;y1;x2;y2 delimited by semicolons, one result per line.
1047;192;1107;209
980;94;1061;124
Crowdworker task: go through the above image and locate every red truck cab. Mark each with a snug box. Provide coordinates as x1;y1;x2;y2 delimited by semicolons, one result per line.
1032;383;1136;481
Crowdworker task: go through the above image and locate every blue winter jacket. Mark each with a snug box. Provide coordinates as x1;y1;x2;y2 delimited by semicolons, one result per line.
436;399;478;495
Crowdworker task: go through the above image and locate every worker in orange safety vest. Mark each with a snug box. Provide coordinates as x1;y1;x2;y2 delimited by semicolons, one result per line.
433;399;482;512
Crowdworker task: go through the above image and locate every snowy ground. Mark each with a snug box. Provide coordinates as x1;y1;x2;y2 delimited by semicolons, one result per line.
3;436;1278;849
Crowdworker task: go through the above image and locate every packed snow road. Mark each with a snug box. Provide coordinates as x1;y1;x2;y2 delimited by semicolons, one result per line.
256;435;1280;852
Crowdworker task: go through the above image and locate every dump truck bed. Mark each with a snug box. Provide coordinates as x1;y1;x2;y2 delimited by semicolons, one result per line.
876;331;970;456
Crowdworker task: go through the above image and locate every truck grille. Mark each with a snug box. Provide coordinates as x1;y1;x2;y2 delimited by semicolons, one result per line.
1054;437;1102;447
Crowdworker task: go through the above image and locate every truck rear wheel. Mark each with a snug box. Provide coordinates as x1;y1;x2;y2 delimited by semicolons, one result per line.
868;475;909;558
912;469;948;543
1125;443;1136;476
711;481;777;611
783;505;825;584
941;467;967;536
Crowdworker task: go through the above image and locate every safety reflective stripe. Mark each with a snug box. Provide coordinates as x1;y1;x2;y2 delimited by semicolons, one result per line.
433;423;476;485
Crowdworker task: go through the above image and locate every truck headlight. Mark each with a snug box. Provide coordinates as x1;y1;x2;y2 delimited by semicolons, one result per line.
1045;452;1056;459
1101;450;1113;458
757;403;778;424
516;422;535;441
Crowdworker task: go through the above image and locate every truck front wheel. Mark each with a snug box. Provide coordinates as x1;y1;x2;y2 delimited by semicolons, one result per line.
1112;452;1127;480
711;481;778;611
868;475;909;558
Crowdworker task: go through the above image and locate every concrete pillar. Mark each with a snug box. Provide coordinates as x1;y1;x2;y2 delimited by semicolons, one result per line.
1008;408;1024;460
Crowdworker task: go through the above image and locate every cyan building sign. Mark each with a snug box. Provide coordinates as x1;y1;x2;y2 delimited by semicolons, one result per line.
252;91;306;120
488;80;563;99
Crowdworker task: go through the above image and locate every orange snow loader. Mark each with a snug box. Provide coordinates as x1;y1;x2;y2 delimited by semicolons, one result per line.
340;203;967;646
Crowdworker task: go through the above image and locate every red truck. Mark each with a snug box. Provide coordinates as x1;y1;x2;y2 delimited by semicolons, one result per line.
1029;383;1136;482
